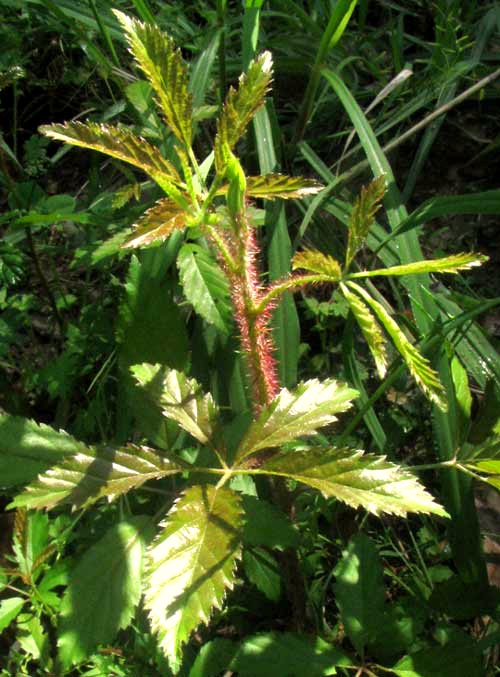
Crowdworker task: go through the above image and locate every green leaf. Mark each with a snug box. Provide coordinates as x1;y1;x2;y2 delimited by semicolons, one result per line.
40;122;186;200
346;282;447;410
392;638;484;677
0;416;86;488
122;198;187;249
131;363;220;447
215;51;273;173
245;174;323;199
257;447;447;517
188;638;239;677
115;10;192;148
241;495;300;549
243;548;281;601
12;511;51;580
348;252;488;279
341;283;388;378
10;445;184;510
333;534;385;655
144;485;243;667
58;517;151;667
177;244;232;333
235;378;358;463
345;175;386;268
292;249;342;281
0;597;24;632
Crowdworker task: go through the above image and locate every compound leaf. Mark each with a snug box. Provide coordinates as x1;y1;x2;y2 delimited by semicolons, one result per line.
245;174;323;200
235;379;358;463
10;445;184;510
257;446;447;517
345;175;386;269
292;249;342;281
177;244;232;333
122;198;187;249
144;485;243;668
115;10;192;148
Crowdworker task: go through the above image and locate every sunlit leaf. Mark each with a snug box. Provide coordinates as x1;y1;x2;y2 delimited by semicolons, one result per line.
40;122;186;200
346;282;447;410
341;283;387;378
10;445;184;510
122;198;187;249
292;249;342;281
177;244;233;333
245;174;323;199
345;175;386;269
145;485;243;667
256;446;448;517
0;598;24;633
348;252;488;279
235;379;358;463
215;51;273;173
115;10;192;148
131;363;220;447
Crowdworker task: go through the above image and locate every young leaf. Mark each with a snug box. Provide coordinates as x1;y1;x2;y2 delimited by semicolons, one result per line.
40;122;186;201
115;10;192;148
131;363;220;447
58;517;151;667
292;249;342;281
214;51;273;173
10;445;184;510
122;198;187;249
345;175;386;269
177;244;233;333
341;283;388;378
235;379;358;463
348;252;488;279
346;282;447;410
245;174;323;200
256;446;448;517
144;485;243;667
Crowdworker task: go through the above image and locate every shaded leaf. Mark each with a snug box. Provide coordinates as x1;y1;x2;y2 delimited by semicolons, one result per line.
235;379;358;463
122;198;187;249
58;517;151;667
292;249;342;281
243;548;281;601
245;174;323;199
241;495;300;549
345;175;386;268
392;637;484;677
459;435;500;465
347;282;447;410
40;122;185;200
215;51;273;173
115;10;192;148
10;445;184;510
257;447;447;517
144;485;243;667
177;244;232;333
349;252;488;279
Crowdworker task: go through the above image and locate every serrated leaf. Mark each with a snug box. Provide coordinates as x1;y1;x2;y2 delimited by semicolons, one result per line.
345;175;386;268
245;174;323;199
292;249;342;281
235;379;358;463
257;447;448;517
215;51;273;173
0;415;86;487
243;548;281;601
460;435;500;464
341;283;387;378
144;485;243;666
40;122;186;200
122;198;187;248
115;11;192;148
10;445;184;510
349;252;488;279
347;282;447;410
177;244;232;333
58;517;151;667
131;363;220;447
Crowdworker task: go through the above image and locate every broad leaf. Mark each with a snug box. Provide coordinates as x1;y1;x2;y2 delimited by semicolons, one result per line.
245;174;323;199
0;597;24;633
256;446;447;517
347;282;447;410
58;517;151;667
115;11;192;148
241;495;300;549
392;637;484;677
122;198;187;248
348;252;488;279
215;51;273;173
132;363;220;447
235;378;358;463
341;283;388;378
144;485;243;667
0;416;86;487
243;548;281;601
10;445;184;510
333;534;385;654
177;244;232;333
40;122;186;200
345;175;386;269
292;249;342;281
